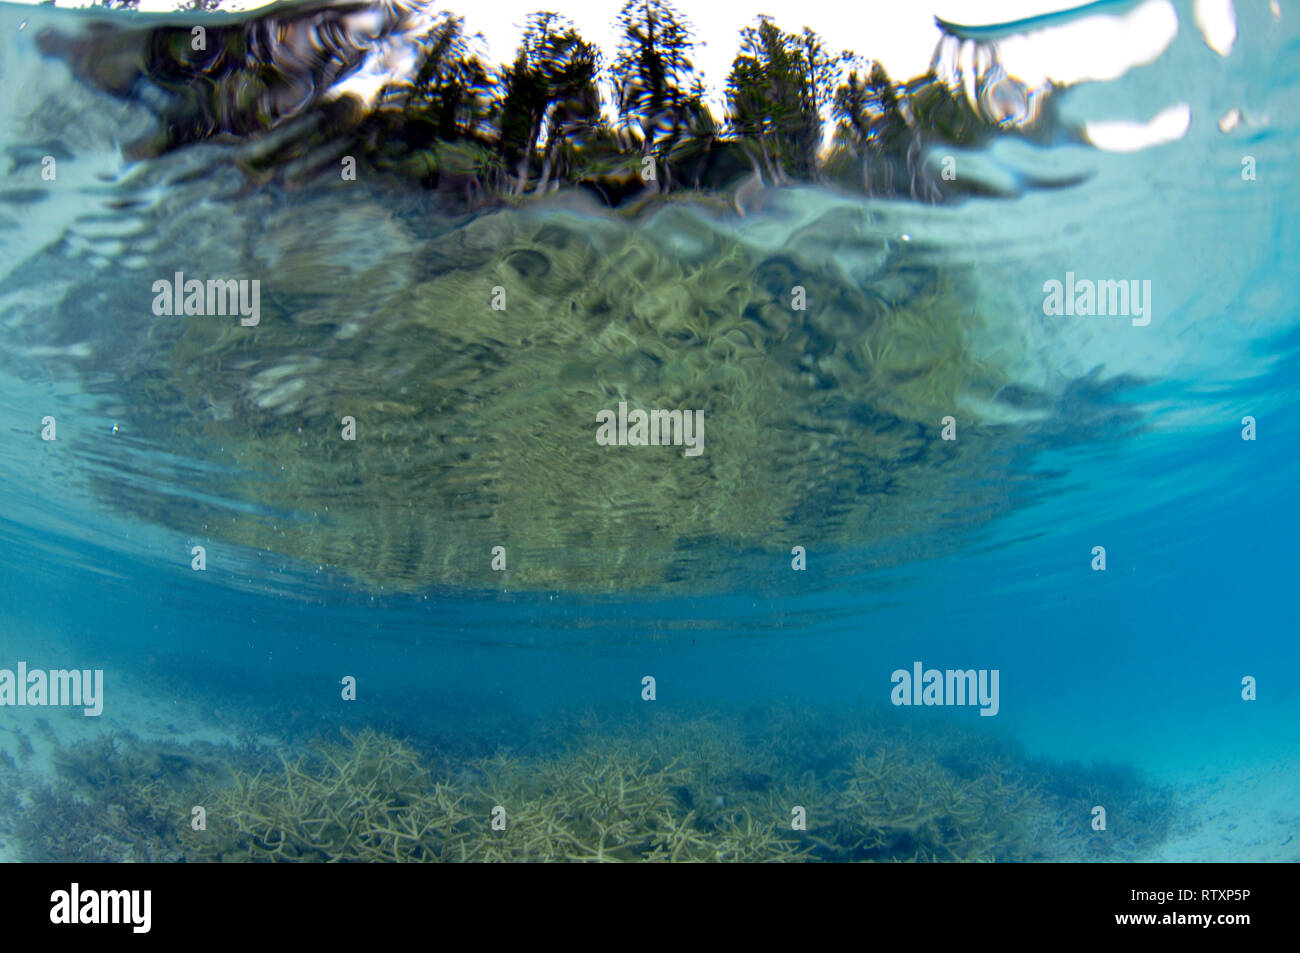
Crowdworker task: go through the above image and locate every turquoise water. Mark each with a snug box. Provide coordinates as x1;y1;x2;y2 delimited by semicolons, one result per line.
0;0;1297;862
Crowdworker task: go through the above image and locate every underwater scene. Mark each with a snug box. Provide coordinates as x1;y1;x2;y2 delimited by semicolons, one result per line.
0;0;1297;869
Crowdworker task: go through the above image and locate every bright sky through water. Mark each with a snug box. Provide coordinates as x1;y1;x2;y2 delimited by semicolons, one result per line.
16;0;1236;152
22;0;1119;81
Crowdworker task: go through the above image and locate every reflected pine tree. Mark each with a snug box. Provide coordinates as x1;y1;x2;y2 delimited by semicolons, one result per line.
726;19;848;182
825;61;915;192
360;14;497;191
607;0;728;195
40;0;1055;205
495;13;608;192
611;1;694;151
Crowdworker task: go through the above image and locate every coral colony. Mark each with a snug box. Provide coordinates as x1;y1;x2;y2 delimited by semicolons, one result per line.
12;712;1174;863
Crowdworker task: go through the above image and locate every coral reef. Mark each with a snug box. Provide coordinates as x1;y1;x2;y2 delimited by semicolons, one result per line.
1028;757;1176;860
181;729;468;862
8;706;1178;863
11;733;231;862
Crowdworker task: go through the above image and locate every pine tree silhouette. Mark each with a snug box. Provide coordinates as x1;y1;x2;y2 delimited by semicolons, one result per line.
495;13;605;193
726;18;842;181
611;1;697;151
407;15;493;143
43;1;1031;204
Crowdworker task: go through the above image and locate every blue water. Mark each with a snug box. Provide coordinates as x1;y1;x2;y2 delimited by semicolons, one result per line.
1;0;1298;862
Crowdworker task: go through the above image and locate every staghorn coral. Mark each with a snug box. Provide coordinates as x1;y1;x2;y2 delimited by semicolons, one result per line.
13;732;230;862
802;747;1039;861
182;728;473;862
10;707;1177;863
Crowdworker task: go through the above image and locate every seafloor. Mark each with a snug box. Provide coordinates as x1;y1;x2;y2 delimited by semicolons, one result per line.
1;647;1293;864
